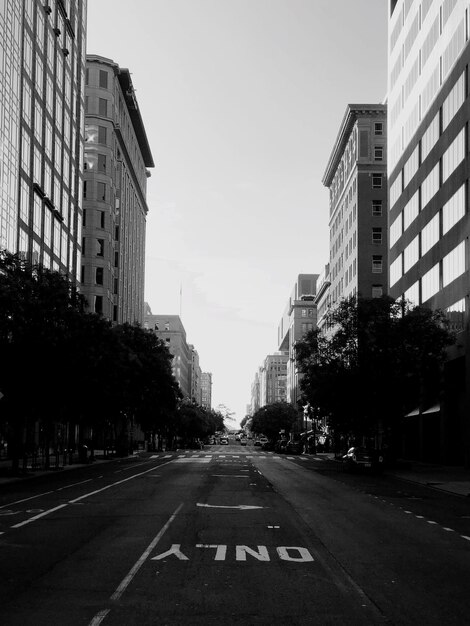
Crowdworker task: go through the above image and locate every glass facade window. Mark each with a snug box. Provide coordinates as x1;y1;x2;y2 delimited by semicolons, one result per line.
403;145;419;187
404;234;419;272
421;212;439;255
389;174;402;208
421;262;440;302
421;162;439;209
442;127;465;182
403;189;419;229
442;183;465;234
390;212;403;246
404;280;419;307
390;254;403;287
443;240;466;287
421;112;439;162
442;71;465;131
445;298;466;332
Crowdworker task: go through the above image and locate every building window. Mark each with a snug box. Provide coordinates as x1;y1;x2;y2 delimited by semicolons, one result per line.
98;98;107;116
372;255;383;273
421;111;439;162
374;146;384;161
97;182;106;201
371;285;383;298
98;125;107;144
95;295;103;314
445;299;466;332
422;262;440;302
98;154;106;172
100;211;105;228
307;308;314;317
372;227;382;244
371;174;382;189
114;278;118;294
403;190;419;229
301;309;307;317
390;254;403;287
96;238;104;257
372;200;382;216
96;266;104;285
404;281;420;307
404;235;419;272
421;213;439;255
81;265;85;283
374;122;383;135
421;163;439;209
443;241;466;287
443;183;465;234
114;251;118;267
442;127;465;182
99;70;108;89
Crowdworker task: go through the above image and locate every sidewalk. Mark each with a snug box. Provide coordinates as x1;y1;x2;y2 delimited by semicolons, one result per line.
306;452;470;498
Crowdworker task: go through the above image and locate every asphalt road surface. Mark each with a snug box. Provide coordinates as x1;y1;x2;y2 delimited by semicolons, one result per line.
1;441;470;625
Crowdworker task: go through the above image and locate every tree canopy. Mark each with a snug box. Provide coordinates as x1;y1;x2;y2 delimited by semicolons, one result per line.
251;402;300;440
295;296;455;444
0;251;182;462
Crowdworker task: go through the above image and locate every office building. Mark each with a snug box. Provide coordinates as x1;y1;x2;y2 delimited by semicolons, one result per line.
189;345;202;404
321;104;388;331
201;372;212;409
259;353;289;407
277;274;319;407
388;0;470;463
81;55;153;324
0;0;87;278
144;309;192;399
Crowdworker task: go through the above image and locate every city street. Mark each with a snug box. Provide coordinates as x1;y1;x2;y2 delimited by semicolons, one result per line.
1;442;470;625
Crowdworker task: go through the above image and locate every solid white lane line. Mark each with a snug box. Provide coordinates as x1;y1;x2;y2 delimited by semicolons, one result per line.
12;461;174;529
88;609;111;626
462;535;470;541
11;504;69;528
57;479;93;491
0;491;54;509
443;527;455;532
69;461;174;504
110;503;183;601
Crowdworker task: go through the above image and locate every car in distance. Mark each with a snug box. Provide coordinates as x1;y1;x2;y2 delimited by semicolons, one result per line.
240;439;247;446
220;437;229;445
342;446;384;471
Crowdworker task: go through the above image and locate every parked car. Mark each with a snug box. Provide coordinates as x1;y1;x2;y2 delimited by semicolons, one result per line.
285;440;303;455
274;439;288;453
261;440;275;451
342;446;384;472
220;437;229;445
253;439;262;447
240;439;247;446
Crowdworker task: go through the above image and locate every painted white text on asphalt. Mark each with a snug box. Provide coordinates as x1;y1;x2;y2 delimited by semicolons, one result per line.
152;544;314;562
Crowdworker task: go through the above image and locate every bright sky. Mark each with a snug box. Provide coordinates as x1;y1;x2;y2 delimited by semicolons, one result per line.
87;0;388;426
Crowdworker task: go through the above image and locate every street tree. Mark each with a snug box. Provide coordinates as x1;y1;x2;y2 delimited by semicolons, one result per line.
295;295;455;447
251;402;300;441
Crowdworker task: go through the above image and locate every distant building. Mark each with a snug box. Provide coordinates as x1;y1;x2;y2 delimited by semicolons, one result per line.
189;345;202;405
278;274;319;407
144;311;191;399
81;55;154;323
259;353;289;407
250;369;261;416
0;1;87;278
321;104;388;331
201;372;212;409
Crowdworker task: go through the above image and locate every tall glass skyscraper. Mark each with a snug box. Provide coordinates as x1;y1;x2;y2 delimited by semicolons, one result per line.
0;0;87;281
388;0;470;464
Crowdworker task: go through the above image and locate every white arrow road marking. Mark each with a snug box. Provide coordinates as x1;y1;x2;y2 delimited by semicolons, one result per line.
151;544;189;561
196;503;263;510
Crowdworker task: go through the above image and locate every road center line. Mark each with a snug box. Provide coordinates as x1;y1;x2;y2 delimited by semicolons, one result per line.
110;503;184;601
88;609;111;626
